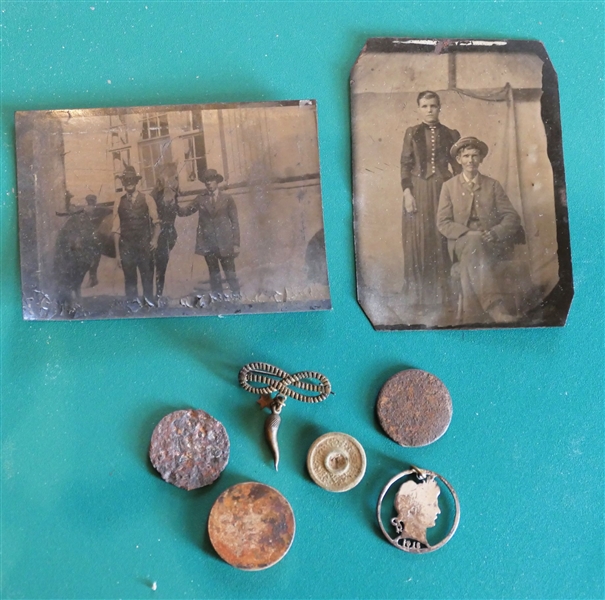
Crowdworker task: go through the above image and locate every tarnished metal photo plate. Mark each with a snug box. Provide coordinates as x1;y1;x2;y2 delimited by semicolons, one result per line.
16;100;330;320
351;39;572;330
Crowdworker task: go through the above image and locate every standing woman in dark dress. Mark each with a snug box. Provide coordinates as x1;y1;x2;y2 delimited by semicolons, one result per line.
400;91;461;310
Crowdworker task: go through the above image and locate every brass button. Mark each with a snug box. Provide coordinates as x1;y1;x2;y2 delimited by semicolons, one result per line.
307;432;366;492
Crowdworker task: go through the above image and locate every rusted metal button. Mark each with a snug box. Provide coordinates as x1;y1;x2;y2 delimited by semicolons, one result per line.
307;432;367;492
376;369;452;447
208;482;295;570
149;409;229;490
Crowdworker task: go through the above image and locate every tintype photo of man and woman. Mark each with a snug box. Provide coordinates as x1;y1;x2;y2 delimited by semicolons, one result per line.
351;39;572;329
16;101;330;320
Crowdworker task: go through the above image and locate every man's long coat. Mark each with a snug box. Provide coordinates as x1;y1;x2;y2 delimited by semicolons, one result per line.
189;190;240;257
437;173;522;261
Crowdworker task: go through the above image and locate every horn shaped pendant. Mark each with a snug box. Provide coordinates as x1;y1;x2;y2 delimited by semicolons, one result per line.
239;363;333;473
264;410;281;471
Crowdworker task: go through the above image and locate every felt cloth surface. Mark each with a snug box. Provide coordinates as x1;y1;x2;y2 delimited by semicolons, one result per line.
1;2;603;599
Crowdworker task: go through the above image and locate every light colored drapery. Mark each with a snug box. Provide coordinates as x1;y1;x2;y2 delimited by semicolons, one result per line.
451;84;524;228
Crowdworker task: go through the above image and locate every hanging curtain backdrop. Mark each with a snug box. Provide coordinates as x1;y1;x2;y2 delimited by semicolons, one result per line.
451;85;523;225
353;86;558;303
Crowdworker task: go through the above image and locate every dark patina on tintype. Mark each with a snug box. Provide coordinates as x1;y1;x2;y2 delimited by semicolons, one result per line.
351;39;572;330
16;100;330;320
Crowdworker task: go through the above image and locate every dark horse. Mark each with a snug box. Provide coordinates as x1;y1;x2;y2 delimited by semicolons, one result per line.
54;193;113;308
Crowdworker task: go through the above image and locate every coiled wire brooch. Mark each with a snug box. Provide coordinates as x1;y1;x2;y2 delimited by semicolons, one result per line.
239;362;332;470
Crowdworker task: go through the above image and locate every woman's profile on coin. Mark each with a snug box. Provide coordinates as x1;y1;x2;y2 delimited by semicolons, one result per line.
377;467;460;553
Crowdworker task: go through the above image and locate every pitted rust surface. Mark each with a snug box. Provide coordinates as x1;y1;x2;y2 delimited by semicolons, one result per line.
149;409;229;490
376;369;452;447
208;482;295;570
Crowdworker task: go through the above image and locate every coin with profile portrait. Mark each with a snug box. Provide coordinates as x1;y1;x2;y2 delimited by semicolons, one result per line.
307;432;367;492
376;466;460;554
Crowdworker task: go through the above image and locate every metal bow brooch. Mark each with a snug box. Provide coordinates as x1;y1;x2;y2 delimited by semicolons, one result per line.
239;362;332;470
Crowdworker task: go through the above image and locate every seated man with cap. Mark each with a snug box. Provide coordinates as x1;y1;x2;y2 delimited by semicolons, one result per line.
437;137;521;324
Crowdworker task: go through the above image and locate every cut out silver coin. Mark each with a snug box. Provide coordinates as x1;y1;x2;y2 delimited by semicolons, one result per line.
377;466;460;553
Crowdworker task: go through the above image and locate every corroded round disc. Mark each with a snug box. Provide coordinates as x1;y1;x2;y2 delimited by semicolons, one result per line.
208;482;295;570
376;370;452;447
307;432;367;492
149;409;229;490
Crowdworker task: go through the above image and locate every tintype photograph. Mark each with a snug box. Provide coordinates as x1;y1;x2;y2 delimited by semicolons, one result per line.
351;39;572;329
16;100;330;320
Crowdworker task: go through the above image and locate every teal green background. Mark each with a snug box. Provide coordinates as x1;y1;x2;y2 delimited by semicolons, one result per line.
1;2;603;599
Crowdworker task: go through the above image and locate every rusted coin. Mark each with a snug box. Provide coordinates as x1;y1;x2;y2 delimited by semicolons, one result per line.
208;482;295;570
149;409;229;491
307;432;367;492
376;369;452;447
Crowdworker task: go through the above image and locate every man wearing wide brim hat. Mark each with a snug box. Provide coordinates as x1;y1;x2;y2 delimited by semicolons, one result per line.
112;165;160;303
437;136;522;324
449;136;489;160
117;165;142;182
199;168;224;184
180;168;240;296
